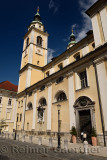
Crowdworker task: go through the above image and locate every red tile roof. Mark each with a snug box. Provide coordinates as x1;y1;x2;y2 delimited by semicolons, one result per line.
0;81;18;92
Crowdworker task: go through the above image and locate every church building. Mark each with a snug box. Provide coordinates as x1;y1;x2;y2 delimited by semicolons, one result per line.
16;0;107;146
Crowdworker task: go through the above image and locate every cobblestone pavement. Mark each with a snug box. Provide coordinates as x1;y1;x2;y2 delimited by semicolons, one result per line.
0;138;106;160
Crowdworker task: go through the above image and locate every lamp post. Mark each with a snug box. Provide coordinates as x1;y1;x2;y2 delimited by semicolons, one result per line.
57;104;61;148
14;115;18;140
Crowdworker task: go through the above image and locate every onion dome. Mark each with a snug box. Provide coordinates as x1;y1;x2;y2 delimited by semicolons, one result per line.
68;27;76;48
32;7;42;24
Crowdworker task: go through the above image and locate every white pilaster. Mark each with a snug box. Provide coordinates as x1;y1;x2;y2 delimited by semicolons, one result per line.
28;44;33;64
96;61;107;131
50;67;54;75
21;97;26;130
92;15;102;48
82;45;89;56
63;57;69;67
47;83;52;130
13;99;17;129
44;35;48;65
68;72;75;129
45;50;48;65
75;73;81;90
26;66;32;88
100;8;107;42
30;30;34;43
32;91;37;130
18;74;21;93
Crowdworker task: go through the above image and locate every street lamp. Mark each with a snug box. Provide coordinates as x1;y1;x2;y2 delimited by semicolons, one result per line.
14;115;18;140
57;104;61;148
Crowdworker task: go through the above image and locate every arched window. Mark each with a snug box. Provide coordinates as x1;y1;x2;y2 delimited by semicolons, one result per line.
39;98;47;106
27;102;33;110
38;98;47;122
37;36;42;46
26;37;29;47
56;91;67;102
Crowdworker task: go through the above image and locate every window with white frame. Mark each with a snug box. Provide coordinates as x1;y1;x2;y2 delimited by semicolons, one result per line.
0;97;2;104
8;98;12;106
56;92;67;102
79;70;88;89
75;69;88;90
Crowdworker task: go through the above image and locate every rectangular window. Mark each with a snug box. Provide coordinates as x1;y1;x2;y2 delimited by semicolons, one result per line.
20;114;22;122
18;101;20;108
79;70;88;89
0;97;2;104
26;37;29;48
8;98;12;106
46;71;50;77
21;100;23;107
74;52;80;61
58;63;63;70
17;114;19;122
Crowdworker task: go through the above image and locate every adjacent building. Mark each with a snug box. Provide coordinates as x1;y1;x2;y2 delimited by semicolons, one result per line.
0;81;18;133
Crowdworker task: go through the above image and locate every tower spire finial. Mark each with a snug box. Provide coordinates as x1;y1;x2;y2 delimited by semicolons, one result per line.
37;6;40;13
72;26;73;34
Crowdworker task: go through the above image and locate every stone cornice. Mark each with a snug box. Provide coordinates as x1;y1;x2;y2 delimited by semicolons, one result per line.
86;0;107;17
19;63;43;74
23;27;49;40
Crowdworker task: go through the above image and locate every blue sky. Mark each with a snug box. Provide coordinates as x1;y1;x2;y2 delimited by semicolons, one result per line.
0;0;97;85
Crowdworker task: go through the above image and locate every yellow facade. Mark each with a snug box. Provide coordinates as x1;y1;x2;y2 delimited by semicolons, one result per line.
16;1;107;146
0;88;17;133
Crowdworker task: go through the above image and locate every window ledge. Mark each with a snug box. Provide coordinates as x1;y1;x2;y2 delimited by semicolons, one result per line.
37;120;45;124
25;108;33;111
75;86;90;92
52;99;68;104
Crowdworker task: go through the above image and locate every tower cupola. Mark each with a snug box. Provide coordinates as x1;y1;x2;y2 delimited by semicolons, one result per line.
33;7;42;24
67;27;76;49
28;7;44;31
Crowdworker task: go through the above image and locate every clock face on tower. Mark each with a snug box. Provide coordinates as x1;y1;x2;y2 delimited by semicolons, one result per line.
36;47;43;55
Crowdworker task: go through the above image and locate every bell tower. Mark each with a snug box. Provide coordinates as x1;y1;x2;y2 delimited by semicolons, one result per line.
18;7;49;93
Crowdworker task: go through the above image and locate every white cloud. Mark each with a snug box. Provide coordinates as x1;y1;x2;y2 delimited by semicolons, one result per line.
75;0;97;42
47;48;55;63
49;0;59;14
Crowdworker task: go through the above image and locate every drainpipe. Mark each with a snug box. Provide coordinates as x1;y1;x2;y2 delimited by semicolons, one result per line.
94;63;106;147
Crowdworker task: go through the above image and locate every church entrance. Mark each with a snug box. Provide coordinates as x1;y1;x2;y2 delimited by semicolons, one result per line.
79;109;92;144
73;96;96;144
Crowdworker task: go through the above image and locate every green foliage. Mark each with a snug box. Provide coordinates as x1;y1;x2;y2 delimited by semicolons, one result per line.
91;127;97;137
70;126;77;136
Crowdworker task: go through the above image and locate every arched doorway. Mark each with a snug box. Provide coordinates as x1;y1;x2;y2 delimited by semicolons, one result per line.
74;96;95;144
